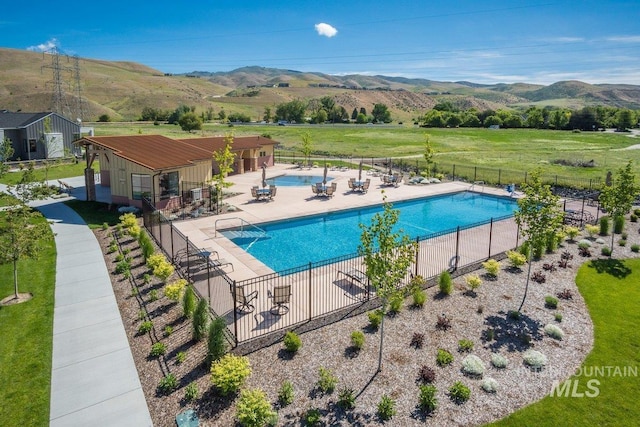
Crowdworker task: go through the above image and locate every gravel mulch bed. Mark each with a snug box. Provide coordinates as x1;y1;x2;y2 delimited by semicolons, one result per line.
96;214;640;426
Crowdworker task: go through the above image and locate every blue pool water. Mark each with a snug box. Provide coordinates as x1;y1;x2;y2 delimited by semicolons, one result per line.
266;175;333;187
222;192;518;272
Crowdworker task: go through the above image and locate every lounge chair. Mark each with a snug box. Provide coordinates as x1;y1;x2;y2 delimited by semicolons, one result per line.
337;268;369;300
234;285;258;313
209;258;234;272
268;284;291;315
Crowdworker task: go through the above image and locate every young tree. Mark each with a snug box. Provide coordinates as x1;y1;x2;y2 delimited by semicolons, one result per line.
359;194;417;372
0;137;15;177
423;134;434;177
263;106;272;123
300;132;313;167
0;205;52;301
514;169;564;312
178;112;203;133
211;133;236;212
599;161;639;254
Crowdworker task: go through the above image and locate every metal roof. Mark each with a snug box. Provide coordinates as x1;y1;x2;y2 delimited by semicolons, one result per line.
0;111;51;129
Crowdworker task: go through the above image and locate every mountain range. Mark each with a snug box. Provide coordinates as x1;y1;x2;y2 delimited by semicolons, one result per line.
1;47;639;122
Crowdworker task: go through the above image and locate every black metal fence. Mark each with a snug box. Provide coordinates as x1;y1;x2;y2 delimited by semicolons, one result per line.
275;151;602;190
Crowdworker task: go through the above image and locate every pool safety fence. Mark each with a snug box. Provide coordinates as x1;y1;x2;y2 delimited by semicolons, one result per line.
141;195;601;350
274;151;602;190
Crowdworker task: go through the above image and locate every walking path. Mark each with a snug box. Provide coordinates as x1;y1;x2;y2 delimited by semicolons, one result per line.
2;179;153;426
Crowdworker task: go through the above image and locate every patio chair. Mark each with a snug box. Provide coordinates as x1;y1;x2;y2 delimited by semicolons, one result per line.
251;186;259;200
311;184;319;195
269;185;277;199
268;284;291;315
234;285;258;313
347;178;355;191
362;179;370;193
325;182;336;197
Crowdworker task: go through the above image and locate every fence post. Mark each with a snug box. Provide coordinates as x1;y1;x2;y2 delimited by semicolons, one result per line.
474;167;477;182
308;263;313;321
453;164;456;181
488;218;494;259
498;169;501;186
580;197;586;228
515;223;520;249
454;226;460;271
589;179;592;190
232;280;238;346
415;237;420;277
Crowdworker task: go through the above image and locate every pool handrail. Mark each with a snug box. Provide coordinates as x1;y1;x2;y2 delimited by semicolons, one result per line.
214;217;267;238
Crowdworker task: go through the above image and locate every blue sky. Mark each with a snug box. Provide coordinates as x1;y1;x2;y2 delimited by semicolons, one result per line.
3;0;639;85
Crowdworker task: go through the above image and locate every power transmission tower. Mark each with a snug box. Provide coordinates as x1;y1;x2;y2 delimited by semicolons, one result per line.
72;55;85;121
41;47;73;118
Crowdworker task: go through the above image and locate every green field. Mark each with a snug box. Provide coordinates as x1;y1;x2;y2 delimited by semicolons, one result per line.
0;213;55;426
490;258;640;427
91;123;640;181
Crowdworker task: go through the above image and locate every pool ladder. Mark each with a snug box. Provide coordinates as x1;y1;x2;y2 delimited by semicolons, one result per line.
214;217;267;244
469;181;485;193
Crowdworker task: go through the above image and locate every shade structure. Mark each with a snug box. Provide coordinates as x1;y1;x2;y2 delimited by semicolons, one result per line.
358;160;363;181
261;164;267;188
388;158;393;175
322;164;328;185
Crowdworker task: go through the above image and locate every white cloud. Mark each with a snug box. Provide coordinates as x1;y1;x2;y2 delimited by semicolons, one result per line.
315;23;338;38
605;35;640;43
27;38;59;52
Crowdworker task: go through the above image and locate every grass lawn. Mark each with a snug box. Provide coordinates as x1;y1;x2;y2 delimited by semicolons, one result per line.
0;212;55;426
0;161;94;186
91;123;640;180
490;258;640;427
63;200;121;229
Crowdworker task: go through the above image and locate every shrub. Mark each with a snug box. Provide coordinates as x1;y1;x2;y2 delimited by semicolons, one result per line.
583;224;598;239
599;216;610;236
419;365;436;383
578;239;592;248
411;332;425;349
482;377;498;393
338;387;356;410
542;262;556;271
436;313;451;330
449;381;471;403
411;287;427;308
601;246;612;256
518;241;531;259
388;293;404;313
176;351;186;363
482;259;500;278
351;331;365;350
438;270;453;295
182;285;197;318
565;226;580;241
533;240;545;259
208;316;227;364
506;250;527;268
555;313;563;322
579;246;592;257
143;273;151;285
436;348;454;366
544;323;565;340
465;274;482;291
236;388;277;427
316;367;337;394
418;384;438;414
368;309;383;329
163;325;173;337
484;328;495;341
303;408;321;426
146;253;166;271
153;260;174;283
283;331;302;353
164;278;187;301
618;239;627;247
614;215;625;234
148;289;158;302
461;354;485;376
192;298;209;341
458;339;474;353
531;271;546;283
138;310;147;321
211;354;251;396
523;349;548;369
107;243;118;254
631;244;640;253
115;253;125;263
635;208;640;216
278;381;294;406
545;296;559;309
557;288;573;300
184;382;198;402
507;310;521;321
115;259;131;275
491;354;508;368
150;342;166;357
138;320;153;335
157;373;178;394
377;395;396;421
630;214;638;223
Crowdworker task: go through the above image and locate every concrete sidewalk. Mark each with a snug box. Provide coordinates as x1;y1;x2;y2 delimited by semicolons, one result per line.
6;180;154;426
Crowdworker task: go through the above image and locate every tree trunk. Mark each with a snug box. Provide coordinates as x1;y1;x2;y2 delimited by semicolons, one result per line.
13;258;19;299
610;231;615;257
377;310;385;373
518;250;534;313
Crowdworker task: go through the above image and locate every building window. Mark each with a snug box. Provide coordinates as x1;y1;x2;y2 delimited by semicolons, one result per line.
131;174;152;200
159;171;179;199
29;139;37;152
259;151;266;157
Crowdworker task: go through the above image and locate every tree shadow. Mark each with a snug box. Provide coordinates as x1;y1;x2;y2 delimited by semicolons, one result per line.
484;311;543;352
588;258;632;279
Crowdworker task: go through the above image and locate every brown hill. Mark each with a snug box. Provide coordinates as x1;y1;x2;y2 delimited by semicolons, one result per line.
1;47;638;122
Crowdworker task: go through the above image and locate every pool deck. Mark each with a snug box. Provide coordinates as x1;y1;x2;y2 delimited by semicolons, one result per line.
174;164;515;281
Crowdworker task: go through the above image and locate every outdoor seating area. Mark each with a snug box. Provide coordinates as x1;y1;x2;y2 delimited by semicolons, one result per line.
251;185;276;201
336;268;369;301
381;172;403;187
348;178;370;193
173;247;234;274
268;284;292;315
311;181;337;197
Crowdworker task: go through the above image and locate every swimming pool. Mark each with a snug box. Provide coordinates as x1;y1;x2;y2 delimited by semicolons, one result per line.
266;174;333;187
221;192;518;272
